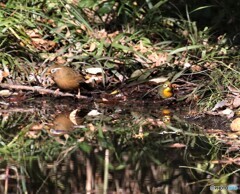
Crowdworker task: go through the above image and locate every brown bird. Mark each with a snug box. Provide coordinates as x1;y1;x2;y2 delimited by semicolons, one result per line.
46;64;85;91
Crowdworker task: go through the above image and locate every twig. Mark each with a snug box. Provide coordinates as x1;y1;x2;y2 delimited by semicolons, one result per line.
0;83;87;98
0;108;35;113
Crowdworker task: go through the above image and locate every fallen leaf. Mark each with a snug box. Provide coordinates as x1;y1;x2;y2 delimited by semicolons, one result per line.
169;143;186;148
26;29;57;51
88;42;96;52
228;85;240;95
88;123;96;131
148;52;168;67
32;38;57;51
87;110;101;116
226;146;240;153
191;65;202;72
133;40;149;53
130;69;155;82
85;67;103;74
133;132;144;139
212;100;227;111
31;123;43;130
230;118;240;131
69;109;78;125
227;133;238;139
220;108;234;118
233;96;240;108
0;90;11;97
149;76;169;84
0;69;9;83
26;29;42;38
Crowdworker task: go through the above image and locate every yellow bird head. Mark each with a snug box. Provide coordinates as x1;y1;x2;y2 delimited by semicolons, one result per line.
158;81;173;99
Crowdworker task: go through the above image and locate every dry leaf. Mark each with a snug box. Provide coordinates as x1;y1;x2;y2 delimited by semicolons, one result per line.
169;143;186;148
88;123;96;131
31;123;43;130
26;29;57;51
0;70;3;83
108;31;119;38
0;69;9;83
85;67;103;74
149;77;169;84
26;29;41;38
228;85;240;95
230;118;240;131
233;96;240;108
32;38;57;51
148;52;168;67
69;109;78;125
212;100;227;111
220;108;234;118
0;90;11;97
89;42;96;51
85;74;103;85
87;110;101;116
133;40;149;53
155;53;168;66
133;132;144;139
191;65;202;72
227;133;238;139
130;69;154;81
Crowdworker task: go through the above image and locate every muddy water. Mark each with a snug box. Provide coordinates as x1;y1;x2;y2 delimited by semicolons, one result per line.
0;97;238;194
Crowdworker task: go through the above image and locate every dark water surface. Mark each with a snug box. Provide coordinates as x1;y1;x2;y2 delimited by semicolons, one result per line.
0;97;238;194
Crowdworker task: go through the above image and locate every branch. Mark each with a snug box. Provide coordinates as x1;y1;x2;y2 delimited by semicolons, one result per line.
0;83;87;98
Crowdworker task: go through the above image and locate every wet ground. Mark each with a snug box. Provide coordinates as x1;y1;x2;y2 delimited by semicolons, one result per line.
0;97;239;193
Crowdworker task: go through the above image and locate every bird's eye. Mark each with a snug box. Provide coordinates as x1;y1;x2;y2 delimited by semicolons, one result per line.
50;68;61;74
50;69;56;74
163;83;168;88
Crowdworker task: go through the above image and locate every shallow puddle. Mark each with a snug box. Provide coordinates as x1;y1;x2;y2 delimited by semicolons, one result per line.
0;97;239;193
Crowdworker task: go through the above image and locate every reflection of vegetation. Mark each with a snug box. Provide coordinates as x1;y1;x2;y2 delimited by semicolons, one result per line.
0;112;34;142
0;104;239;193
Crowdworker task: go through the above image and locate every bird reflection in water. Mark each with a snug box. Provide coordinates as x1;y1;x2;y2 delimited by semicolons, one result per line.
47;109;87;136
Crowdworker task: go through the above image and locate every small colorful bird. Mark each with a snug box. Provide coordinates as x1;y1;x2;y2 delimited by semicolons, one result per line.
158;81;173;99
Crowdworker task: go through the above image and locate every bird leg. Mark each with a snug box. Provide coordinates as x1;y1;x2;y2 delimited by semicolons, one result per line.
54;88;60;96
76;88;81;99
